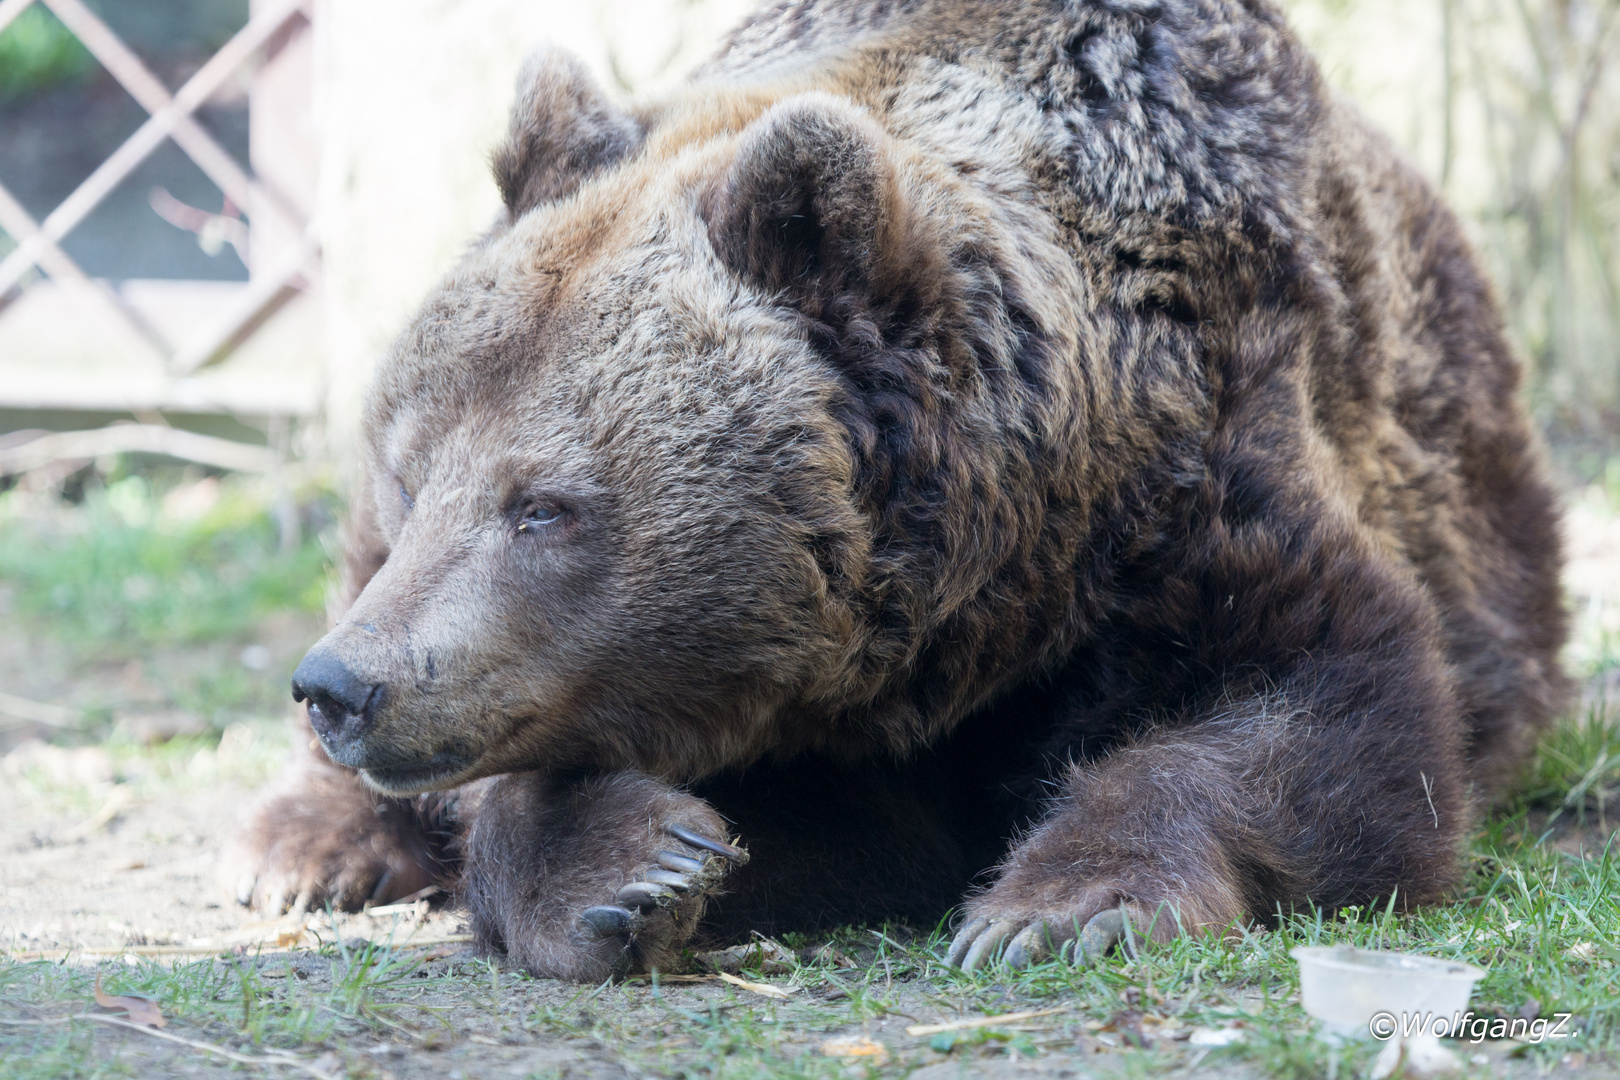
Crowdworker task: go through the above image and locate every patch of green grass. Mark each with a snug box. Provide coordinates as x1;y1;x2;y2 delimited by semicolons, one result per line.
1521;704;1620;830
0;938;468;1073
0;1022;128;1080
0;470;335;728
0;5;94;100
0;475;330;654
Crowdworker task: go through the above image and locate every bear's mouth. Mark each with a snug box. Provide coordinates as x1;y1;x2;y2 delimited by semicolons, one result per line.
357;748;477;794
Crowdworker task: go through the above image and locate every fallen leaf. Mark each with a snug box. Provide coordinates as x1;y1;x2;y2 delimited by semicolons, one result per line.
274;930;304;948
94;974;165;1028
698;936;796;974
820;1036;888;1060
716;971;795;1000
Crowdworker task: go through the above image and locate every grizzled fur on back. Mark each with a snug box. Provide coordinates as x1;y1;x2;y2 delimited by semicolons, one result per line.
228;0;1568;981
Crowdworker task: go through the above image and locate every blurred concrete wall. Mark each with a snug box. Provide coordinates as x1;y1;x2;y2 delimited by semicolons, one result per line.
314;0;750;471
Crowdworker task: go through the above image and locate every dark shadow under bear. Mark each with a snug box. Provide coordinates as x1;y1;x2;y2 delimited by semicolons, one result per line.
226;0;1568;981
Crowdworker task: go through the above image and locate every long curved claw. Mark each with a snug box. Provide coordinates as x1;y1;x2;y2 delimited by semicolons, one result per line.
946;918;990;968
1003;921;1054;969
956;918;1022;972
655;851;705;875
580;905;643;939
641;868;692;891
615;881;676;910
1079;909;1129;962
665;823;747;862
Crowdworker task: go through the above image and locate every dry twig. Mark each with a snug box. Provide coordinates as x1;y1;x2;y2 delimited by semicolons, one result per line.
0;1013;339;1078
905;1006;1068;1037
0;425;277;476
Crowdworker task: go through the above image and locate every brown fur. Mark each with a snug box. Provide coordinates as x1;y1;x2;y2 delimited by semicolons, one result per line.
227;0;1568;981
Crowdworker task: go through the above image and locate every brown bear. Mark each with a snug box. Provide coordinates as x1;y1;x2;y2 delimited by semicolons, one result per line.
226;0;1569;981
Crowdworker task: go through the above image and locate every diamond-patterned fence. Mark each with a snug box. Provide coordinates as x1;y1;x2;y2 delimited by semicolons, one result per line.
0;0;321;475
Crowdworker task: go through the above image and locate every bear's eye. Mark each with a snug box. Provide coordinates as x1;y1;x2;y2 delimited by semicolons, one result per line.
515;502;566;533
399;483;415;513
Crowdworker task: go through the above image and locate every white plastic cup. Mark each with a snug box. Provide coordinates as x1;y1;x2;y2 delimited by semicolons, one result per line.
1291;945;1485;1042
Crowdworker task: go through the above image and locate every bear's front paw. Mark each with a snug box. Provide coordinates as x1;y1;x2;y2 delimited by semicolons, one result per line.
576;821;748;953
578;822;746;937
463;771;745;981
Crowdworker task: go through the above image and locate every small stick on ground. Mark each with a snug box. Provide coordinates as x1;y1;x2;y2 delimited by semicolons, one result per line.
0;1013;339;1078
716;971;794;1000
906;1006;1068;1037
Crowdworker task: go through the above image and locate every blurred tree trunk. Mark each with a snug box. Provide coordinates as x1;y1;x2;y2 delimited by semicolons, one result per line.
1284;0;1620;462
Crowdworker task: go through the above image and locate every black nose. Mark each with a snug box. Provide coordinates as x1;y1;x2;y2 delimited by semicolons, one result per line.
291;648;381;754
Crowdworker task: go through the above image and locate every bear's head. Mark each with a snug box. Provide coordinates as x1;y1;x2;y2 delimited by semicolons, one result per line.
291;48;1088;795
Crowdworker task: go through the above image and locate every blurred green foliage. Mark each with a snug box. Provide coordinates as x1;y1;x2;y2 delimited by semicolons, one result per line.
0;475;327;652
0;5;94;100
1524;705;1620;830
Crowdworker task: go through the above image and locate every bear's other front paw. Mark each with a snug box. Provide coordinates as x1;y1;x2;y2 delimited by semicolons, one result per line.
947;842;1247;971
947;905;1137;971
222;769;446;914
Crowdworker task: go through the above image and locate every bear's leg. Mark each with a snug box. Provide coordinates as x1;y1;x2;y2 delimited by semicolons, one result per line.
460;770;745;982
223;718;458;913
950;661;1470;969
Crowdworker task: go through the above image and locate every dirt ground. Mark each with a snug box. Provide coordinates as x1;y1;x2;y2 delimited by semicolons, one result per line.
6;733;1614;1079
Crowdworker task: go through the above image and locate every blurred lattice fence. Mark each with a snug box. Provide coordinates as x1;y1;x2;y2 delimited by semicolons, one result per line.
0;0;321;432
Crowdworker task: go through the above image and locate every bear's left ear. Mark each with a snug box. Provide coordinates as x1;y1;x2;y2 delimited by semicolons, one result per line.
706;94;940;312
492;47;642;219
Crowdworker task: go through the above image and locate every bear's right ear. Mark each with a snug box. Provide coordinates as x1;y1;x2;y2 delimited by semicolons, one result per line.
492;47;642;219
706;94;939;314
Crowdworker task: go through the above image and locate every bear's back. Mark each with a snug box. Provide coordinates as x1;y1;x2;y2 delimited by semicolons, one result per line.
700;0;1568;792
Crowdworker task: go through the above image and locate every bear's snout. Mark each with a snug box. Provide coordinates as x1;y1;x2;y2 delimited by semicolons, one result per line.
292;648;382;763
289;639;481;792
